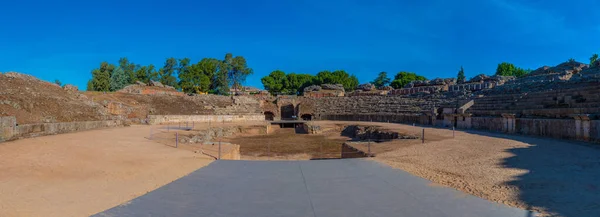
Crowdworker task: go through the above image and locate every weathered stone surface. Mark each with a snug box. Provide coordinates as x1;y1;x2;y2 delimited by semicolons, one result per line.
357;83;376;91
378;86;394;91
303;85;322;92
321;83;345;90
149;80;164;87
63;84;78;92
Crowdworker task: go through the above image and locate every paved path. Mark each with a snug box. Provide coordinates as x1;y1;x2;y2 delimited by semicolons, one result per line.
94;159;534;217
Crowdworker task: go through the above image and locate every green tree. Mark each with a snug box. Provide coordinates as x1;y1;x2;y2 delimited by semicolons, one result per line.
86;80;93;91
195;58;221;91
590;54;598;65
495;62;529;77
213;61;230;95
89;62;114;91
147;64;159;82
135;66;149;83
178;58;212;94
261;70;288;95
457;66;466;83
110;67;128;91
390;72;427;89
118;57;137;84
371;71;391;88
159;57;179;88
313;70;358;91
286;73;313;95
223;53;253;94
54;79;62;86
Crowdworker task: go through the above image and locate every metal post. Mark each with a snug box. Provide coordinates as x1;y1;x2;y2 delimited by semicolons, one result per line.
218;139;222;160
422;128;425;144
320;142;323;159
368;140;371;157
452;126;455;138
176;132;179;148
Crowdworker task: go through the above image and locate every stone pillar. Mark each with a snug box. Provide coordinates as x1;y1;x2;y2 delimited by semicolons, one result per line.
464;114;472;129
0;116;17;142
574;116;582;140
582;116;591;141
501;114;516;133
443;114;452;127
574;115;591;141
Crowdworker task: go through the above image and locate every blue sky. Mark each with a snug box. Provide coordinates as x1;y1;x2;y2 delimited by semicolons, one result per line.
1;0;598;90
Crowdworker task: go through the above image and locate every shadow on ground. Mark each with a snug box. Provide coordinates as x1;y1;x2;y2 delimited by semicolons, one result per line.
465;130;600;217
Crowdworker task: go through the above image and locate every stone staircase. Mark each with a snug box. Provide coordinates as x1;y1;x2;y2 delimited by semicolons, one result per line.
468;81;600;118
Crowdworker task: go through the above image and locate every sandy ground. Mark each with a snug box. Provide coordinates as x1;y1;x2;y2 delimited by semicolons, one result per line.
0;125;213;217
337;122;600;217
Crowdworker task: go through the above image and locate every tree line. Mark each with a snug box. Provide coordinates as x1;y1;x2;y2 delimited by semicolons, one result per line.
260;61;539;95
261;70;359;95
87;53;252;95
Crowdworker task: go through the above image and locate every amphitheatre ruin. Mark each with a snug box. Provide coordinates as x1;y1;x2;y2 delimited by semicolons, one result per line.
1;59;600;217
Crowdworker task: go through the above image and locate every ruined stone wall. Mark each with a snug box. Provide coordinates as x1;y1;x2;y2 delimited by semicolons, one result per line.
516;118;576;140
147;115;266;125
319;114;422;124
1;116;123;142
301;95;449;119
591;120;600;142
471;117;504;132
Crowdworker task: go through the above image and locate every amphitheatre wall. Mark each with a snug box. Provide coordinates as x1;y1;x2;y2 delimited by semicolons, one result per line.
147;114;265;125
0;116;123;142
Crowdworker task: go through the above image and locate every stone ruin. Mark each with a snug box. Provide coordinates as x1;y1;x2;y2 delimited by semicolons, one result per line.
3;59;600;144
303;84;345;97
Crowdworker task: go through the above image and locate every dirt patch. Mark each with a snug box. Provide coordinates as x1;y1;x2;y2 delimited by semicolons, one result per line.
0;125;213;217
228;127;348;160
366;124;600;217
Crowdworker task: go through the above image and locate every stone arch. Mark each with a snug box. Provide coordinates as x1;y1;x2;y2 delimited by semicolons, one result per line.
280;104;295;120
300;114;313;121
264;111;275;121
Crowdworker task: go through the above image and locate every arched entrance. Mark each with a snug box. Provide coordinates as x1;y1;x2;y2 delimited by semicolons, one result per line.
301;114;313;121
280;104;295;120
264;111;275;121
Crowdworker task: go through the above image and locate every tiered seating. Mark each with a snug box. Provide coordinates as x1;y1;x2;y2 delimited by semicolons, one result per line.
468;81;600;118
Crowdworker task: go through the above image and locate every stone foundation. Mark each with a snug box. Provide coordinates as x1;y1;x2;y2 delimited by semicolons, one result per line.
1;116;123;142
148;114;265;125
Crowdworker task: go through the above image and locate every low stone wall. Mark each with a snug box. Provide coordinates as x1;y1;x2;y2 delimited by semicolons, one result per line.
516;118;576;140
1;116;123;142
319;114;422;124
471;117;504;132
341;143;369;158
220;145;241;160
591;120;600;142
148;114;265;125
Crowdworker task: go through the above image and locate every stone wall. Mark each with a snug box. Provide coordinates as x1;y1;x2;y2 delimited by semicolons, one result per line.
147;115;266;125
471;117;504;132
516;118;576;140
319;114;422;124
1;116;123;142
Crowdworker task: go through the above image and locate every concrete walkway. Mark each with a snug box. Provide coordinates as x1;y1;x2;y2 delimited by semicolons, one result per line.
94;159;535;217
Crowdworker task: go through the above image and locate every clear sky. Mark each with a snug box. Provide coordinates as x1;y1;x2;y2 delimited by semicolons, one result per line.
1;0;598;90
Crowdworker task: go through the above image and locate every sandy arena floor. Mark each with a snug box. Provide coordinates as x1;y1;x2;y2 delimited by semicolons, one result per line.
335;122;600;217
0;125;213;217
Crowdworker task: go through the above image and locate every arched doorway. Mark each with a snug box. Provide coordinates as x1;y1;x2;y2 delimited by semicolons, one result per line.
264;111;275;121
280;104;295;120
301;114;313;121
